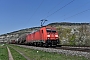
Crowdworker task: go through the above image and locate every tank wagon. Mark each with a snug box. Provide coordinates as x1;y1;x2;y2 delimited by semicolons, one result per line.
17;26;60;47
9;40;16;44
17;34;27;44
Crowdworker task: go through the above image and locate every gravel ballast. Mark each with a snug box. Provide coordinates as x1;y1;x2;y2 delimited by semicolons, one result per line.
17;45;90;59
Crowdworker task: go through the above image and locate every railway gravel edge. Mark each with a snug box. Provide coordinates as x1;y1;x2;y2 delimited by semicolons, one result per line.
17;45;90;59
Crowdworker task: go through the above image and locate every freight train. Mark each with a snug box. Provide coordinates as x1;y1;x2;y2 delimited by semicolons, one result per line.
13;26;60;47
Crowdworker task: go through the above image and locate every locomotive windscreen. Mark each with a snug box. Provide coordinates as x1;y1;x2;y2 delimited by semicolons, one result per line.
46;29;56;33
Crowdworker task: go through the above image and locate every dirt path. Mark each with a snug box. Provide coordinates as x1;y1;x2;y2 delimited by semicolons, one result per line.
10;46;30;60
7;47;14;60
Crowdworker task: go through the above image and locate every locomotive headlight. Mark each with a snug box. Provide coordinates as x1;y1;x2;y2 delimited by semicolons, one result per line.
47;37;50;39
47;35;50;37
55;35;58;37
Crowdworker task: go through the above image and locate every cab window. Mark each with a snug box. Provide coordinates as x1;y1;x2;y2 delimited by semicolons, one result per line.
42;30;43;33
46;29;56;33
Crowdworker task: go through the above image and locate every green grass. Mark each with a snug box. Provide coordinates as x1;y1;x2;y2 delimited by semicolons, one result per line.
9;44;89;60
0;44;8;60
8;46;27;60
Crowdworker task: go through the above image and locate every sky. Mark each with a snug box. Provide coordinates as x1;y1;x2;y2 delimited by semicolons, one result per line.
0;0;90;35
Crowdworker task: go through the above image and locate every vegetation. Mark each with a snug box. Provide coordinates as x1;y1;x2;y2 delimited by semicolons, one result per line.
56;26;76;45
56;24;90;46
8;45;89;60
77;25;89;46
8;46;27;60
0;44;8;60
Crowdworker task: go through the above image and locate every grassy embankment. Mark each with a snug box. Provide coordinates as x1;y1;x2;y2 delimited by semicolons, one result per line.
0;44;27;60
8;46;27;60
0;44;8;60
9;44;89;60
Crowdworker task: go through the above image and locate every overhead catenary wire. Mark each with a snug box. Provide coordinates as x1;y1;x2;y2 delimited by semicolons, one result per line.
45;0;75;19
43;0;64;18
48;0;64;13
64;8;90;20
30;0;44;20
61;1;90;17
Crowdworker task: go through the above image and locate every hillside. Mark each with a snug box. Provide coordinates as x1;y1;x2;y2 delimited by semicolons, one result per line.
0;22;90;46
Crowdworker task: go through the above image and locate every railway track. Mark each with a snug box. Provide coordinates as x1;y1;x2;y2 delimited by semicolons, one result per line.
55;46;90;52
14;44;90;52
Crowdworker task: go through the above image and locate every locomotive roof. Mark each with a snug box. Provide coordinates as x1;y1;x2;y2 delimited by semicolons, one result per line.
41;26;56;30
29;26;56;34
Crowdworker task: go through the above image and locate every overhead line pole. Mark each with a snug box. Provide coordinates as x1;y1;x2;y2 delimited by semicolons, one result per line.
41;19;48;27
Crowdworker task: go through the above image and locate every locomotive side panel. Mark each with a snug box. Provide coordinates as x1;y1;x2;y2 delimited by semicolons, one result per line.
26;34;31;42
40;27;47;41
34;31;41;41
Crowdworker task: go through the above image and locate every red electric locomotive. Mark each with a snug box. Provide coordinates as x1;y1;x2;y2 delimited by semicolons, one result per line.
26;26;60;47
